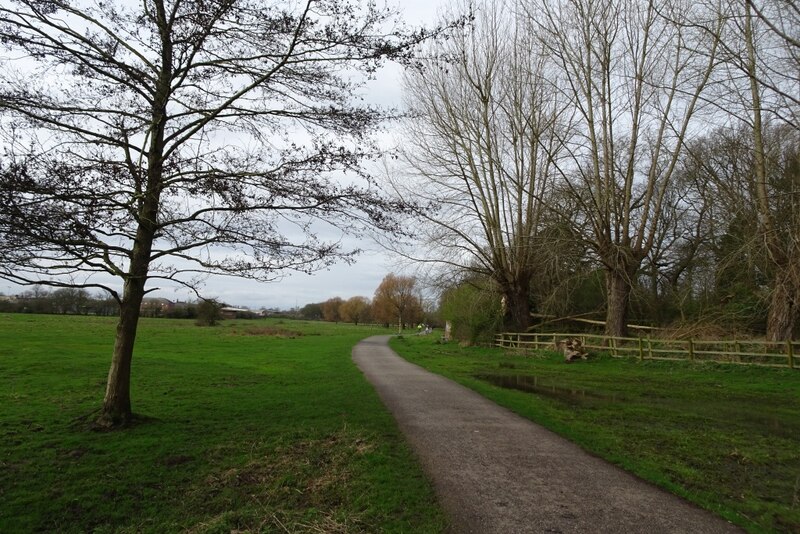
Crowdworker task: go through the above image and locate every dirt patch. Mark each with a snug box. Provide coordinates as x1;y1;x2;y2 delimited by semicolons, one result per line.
189;510;368;534
163;454;194;467
235;326;304;338
201;433;371;494
63;448;89;460
188;430;376;532
209;376;264;388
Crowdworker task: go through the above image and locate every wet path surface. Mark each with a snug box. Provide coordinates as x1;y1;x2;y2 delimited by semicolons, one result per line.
352;335;742;534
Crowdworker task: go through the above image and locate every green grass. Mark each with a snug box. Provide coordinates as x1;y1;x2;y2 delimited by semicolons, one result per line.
391;335;800;533
0;314;446;533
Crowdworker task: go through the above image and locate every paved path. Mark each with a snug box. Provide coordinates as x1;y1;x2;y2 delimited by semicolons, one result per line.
352;336;742;534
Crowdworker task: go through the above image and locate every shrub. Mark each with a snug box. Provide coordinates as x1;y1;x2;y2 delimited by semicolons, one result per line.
196;298;222;326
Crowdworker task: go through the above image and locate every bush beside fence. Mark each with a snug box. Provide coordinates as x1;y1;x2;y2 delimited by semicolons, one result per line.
495;332;797;369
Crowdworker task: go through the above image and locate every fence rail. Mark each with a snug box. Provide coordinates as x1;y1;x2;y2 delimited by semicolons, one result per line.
495;332;797;369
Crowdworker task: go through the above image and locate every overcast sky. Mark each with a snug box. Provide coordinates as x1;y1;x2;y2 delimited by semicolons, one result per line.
243;0;452;310
224;0;451;310
1;0;450;310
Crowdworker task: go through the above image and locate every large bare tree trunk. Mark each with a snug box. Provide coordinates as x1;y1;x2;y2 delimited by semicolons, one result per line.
97;128;162;427
605;268;633;337
503;279;531;332
767;266;799;342
99;285;144;427
531;0;718;340
97;236;155;427
96;17;168;427
742;3;799;342
396;2;558;333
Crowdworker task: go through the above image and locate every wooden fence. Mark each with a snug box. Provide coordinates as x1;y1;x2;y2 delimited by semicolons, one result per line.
495;332;797;369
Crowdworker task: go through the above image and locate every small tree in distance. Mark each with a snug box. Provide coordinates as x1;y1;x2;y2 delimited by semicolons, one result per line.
300;303;323;321
372;274;423;333
195;299;222;327
321;297;344;323
340;296;372;325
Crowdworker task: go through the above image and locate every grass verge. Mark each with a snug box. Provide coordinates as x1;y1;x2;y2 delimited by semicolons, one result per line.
391;334;800;533
0;314;446;533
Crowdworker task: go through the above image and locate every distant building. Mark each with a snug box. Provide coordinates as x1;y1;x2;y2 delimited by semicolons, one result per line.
219;306;253;319
140;298;176;316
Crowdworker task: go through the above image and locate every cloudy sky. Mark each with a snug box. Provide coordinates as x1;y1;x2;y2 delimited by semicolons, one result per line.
1;0;450;310
216;0;451;310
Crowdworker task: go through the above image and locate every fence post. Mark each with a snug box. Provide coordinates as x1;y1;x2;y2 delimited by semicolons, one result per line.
788;341;795;369
688;338;695;361
638;337;644;361
647;337;652;359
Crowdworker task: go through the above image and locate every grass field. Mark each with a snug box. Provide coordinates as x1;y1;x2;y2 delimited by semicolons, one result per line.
391;335;800;533
0;314;446;533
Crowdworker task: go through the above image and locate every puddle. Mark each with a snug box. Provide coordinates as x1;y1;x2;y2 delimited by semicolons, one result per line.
475;374;623;404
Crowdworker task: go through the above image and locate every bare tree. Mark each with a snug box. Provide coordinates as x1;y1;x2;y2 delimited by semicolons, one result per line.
681;120;800;339
744;0;799;123
395;0;569;331
339;295;371;325
51;287;91;314
299;302;323;320
372;273;422;332
320;297;344;322
691;0;800;340
0;0;427;427
528;0;721;336
629;156;718;325
736;1;799;340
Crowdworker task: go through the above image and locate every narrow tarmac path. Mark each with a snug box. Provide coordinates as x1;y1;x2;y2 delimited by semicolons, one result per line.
352;335;742;534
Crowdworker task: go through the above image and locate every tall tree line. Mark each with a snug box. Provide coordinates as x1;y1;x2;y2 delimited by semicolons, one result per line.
397;0;799;339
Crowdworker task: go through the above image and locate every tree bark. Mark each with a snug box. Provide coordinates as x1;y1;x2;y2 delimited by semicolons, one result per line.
767;266;799;342
742;4;799;342
503;279;531;332
96;218;156;428
605;267;634;337
98;279;145;427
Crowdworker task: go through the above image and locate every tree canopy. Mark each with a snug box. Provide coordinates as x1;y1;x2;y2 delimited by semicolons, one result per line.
0;0;428;426
393;0;798;340
372;273;422;331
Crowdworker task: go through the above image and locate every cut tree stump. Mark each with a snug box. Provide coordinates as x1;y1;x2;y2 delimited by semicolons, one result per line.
556;338;588;362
